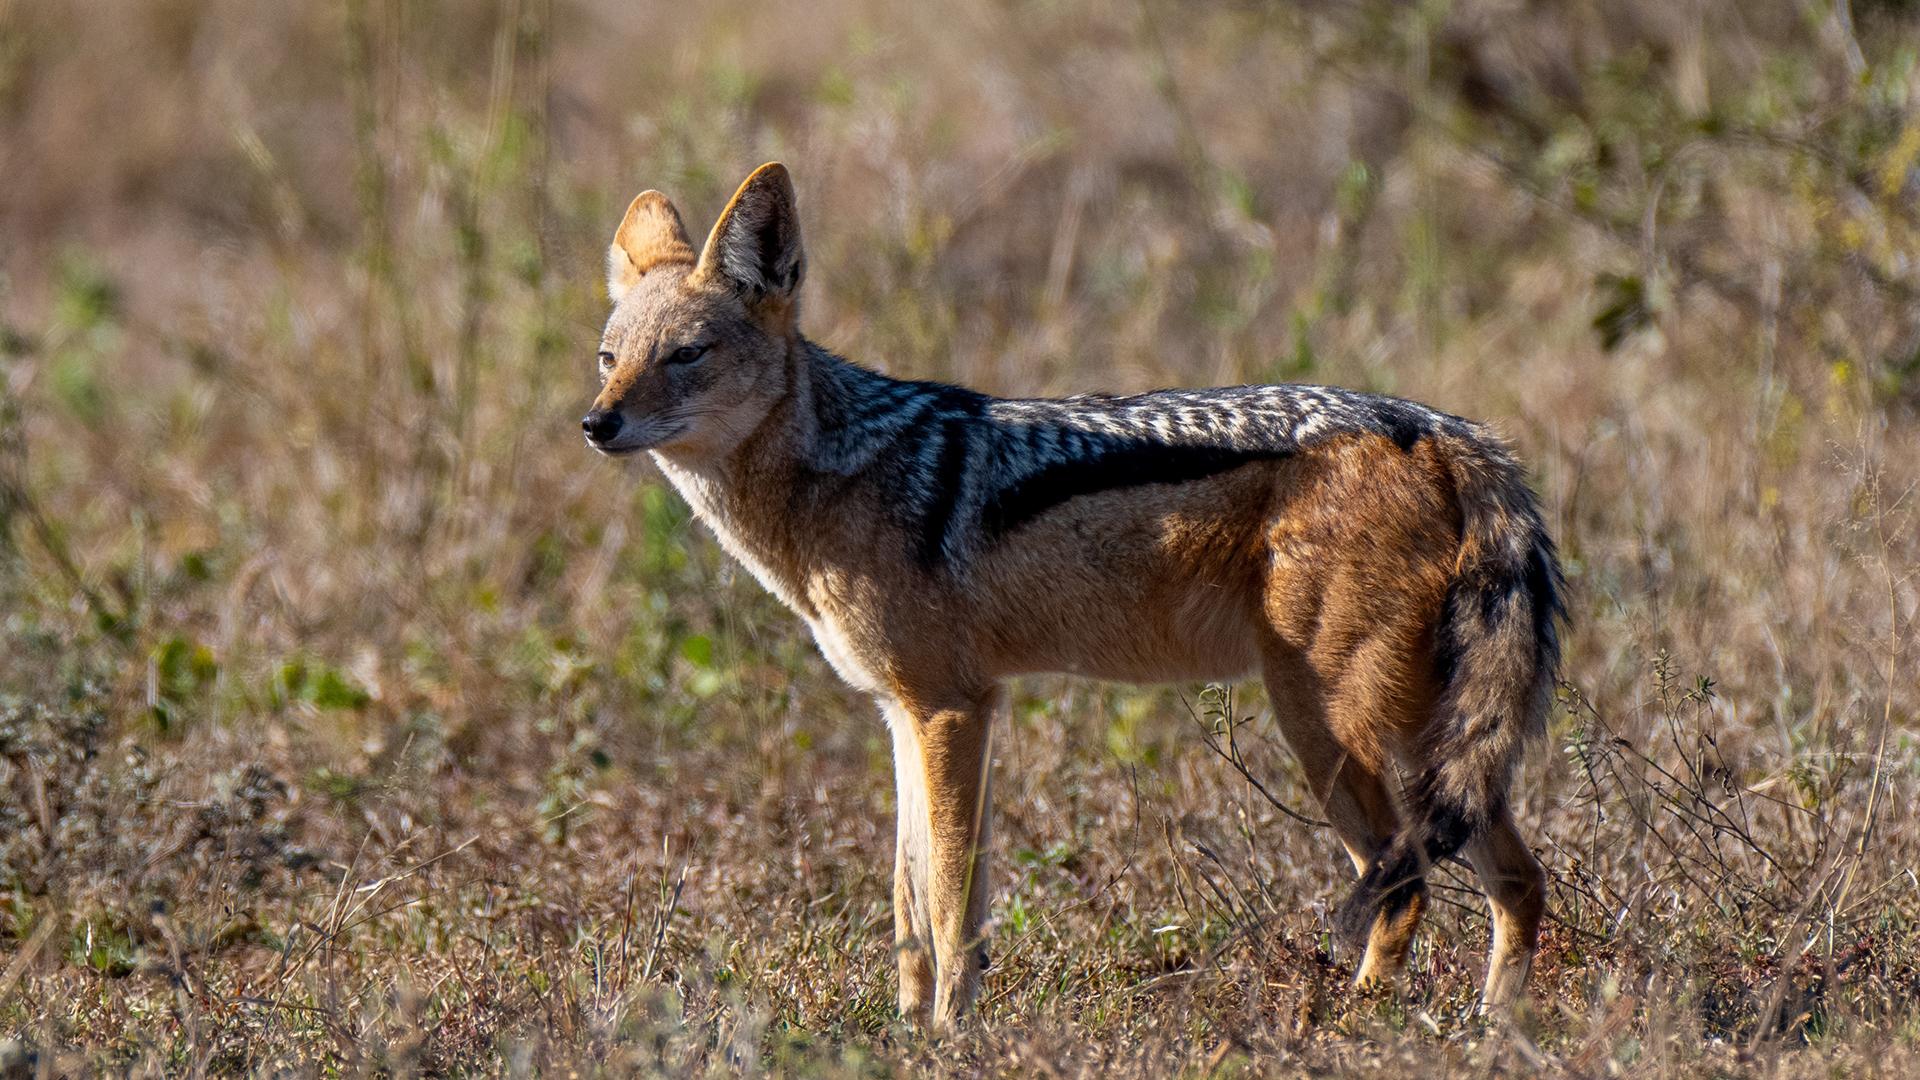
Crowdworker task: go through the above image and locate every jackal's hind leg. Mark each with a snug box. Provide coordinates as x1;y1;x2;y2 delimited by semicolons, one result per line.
1464;803;1545;1013
1324;765;1423;989
1262;658;1420;989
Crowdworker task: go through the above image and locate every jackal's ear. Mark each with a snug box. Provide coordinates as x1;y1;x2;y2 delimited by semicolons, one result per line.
607;190;694;302
695;162;804;313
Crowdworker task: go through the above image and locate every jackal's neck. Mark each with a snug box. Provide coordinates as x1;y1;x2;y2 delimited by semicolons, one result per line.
649;338;919;615
701;339;906;470
795;342;941;473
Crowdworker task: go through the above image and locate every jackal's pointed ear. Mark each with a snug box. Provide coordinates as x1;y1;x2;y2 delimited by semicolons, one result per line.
607;191;694;302
695;162;804;314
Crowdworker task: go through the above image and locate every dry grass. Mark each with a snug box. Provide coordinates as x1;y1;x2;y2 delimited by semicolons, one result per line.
1;0;1918;1074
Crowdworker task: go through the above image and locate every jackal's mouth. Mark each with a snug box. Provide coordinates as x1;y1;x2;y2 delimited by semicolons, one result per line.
585;434;653;457
584;419;685;457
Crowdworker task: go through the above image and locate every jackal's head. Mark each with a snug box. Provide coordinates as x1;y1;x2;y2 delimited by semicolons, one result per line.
583;162;805;458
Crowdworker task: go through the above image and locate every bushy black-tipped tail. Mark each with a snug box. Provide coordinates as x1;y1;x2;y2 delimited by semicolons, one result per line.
1335;430;1565;945
1333;773;1487;944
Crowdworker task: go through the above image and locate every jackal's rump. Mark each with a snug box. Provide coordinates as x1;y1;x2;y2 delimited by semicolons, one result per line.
1333;429;1564;946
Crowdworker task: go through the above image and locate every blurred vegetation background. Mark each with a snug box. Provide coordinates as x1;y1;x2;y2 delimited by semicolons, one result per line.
0;0;1917;1074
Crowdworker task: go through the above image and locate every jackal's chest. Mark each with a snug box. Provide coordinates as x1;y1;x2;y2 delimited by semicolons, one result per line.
802;614;889;695
652;454;894;695
652;454;811;614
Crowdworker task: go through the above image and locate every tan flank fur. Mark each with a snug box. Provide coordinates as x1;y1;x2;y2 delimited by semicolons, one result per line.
583;163;1567;1030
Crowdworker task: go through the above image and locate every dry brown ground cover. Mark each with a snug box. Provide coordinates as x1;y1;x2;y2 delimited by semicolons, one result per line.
2;1;1918;1074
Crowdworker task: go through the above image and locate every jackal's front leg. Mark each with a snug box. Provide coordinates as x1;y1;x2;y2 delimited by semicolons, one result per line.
887;706;935;1023
886;694;995;1031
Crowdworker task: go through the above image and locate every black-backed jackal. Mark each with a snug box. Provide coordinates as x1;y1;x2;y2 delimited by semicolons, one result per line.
583;163;1566;1030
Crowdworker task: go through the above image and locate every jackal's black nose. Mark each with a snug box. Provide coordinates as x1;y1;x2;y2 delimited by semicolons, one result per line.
581;410;623;443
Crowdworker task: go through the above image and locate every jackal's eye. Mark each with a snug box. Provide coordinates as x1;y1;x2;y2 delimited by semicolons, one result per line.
596;351;616;377
666;343;709;366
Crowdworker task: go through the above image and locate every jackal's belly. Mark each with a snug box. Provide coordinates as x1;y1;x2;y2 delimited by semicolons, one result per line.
970;473;1274;684
984;576;1264;683
1014;637;1260;684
